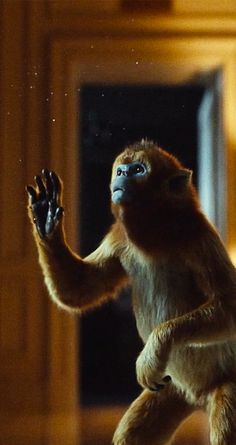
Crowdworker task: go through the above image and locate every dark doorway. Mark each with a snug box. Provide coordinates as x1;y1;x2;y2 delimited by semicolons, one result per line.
79;84;205;406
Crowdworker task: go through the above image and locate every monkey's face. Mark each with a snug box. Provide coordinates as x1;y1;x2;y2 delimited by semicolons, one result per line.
111;160;149;205
110;143;193;211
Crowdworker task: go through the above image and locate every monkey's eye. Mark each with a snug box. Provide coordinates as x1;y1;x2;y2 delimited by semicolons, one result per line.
116;162;147;177
133;164;145;175
131;162;147;176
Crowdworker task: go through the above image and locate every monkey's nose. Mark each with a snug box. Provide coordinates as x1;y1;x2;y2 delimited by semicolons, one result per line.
116;164;133;177
122;167;132;177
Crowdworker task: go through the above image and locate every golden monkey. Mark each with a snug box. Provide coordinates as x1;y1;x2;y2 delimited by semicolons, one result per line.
27;140;236;445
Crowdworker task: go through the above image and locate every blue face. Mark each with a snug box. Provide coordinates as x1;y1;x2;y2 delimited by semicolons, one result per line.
111;162;147;205
116;162;147;178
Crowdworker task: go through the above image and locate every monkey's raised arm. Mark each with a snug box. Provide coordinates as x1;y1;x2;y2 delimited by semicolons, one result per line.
27;171;128;312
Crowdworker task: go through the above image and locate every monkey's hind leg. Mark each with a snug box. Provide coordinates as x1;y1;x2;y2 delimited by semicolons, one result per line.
113;385;193;445
208;382;236;445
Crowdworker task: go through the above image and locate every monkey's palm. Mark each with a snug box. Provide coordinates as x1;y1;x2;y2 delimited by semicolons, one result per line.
27;170;64;239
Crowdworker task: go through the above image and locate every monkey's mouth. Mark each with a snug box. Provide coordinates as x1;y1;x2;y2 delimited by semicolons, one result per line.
113;186;124;195
111;177;136;205
112;187;128;204
111;184;134;205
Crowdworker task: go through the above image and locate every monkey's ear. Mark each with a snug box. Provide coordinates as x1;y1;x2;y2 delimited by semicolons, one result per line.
168;169;192;193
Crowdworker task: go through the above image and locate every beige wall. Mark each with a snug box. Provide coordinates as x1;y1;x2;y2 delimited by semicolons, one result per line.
1;1;236;444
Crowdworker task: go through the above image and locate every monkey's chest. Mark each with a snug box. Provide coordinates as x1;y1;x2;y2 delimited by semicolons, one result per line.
124;256;204;343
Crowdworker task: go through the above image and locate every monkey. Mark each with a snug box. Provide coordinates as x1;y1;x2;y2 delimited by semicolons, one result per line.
26;140;236;445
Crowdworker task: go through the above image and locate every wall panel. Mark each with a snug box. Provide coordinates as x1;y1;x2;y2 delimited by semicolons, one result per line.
0;3;48;444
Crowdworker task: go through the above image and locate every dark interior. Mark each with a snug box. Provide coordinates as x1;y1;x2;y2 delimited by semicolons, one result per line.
79;84;205;406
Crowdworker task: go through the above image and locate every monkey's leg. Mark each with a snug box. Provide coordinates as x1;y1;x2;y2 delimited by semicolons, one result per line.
208;382;236;445
113;384;193;445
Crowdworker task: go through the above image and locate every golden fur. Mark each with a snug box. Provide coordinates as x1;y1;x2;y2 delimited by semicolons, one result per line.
28;141;236;445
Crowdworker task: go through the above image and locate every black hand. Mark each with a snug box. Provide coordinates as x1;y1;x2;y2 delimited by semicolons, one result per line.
26;170;64;239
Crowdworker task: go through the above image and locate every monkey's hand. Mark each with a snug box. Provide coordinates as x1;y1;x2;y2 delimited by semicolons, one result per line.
136;329;172;391
26;170;64;240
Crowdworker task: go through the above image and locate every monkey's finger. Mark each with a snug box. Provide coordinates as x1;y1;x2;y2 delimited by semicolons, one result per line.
34;175;46;199
150;376;171;391
162;375;171;383
50;171;62;203
154;383;165;390
55;207;64;221
26;185;37;204
42;169;53;199
51;208;64;234
149;383;165;391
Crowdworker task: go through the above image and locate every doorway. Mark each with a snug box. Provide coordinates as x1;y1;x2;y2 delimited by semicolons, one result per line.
79;83;208;406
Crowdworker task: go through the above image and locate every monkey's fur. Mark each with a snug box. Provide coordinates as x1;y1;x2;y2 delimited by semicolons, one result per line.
27;141;236;445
